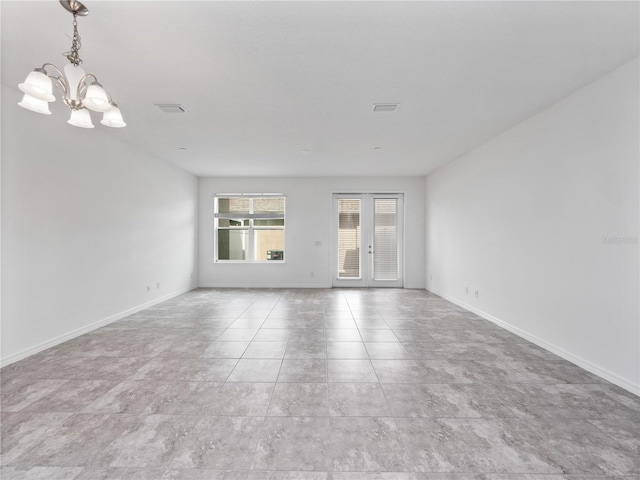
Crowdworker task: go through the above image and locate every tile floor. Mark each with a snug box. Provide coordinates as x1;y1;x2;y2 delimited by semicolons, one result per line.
1;288;639;480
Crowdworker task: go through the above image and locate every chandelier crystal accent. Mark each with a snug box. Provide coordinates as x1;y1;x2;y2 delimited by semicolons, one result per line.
17;0;126;128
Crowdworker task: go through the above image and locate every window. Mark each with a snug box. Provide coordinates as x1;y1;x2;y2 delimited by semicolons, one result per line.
214;195;285;262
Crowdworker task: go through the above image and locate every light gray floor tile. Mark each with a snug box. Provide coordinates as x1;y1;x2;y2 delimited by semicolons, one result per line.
243;342;288;359
284;341;326;359
227;359;282;382
328;417;412;472
365;342;410;359
159;341;213;357
181;359;240;382
2;288;639;479
9;413;142;467
171;416;264;470
1;379;68;413
84;381;169;414
328;359;378;382
277;359;327;382
329;383;390;416
203;342;250;358
393;417;561;473
217;329;259;342
252;417;331;471
354;318;389;329
228;318;267;329
268;383;329;416
247;472;328;480
325;329;362;342
326;342;369;359
1;412;74;462
212;383;275;416
331;474;421;480
21;380;119;413
0;466;84;480
74;468;247;479
359;329;400;342
288;329;326;342
144;381;223;415
253;329;291;342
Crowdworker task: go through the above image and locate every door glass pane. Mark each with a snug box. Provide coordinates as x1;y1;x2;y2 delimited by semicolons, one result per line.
254;229;285;261
217;229;248;260
373;198;398;280
338;199;361;278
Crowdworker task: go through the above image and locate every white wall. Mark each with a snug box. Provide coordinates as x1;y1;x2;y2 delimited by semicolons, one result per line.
1;85;199;365
199;177;425;289
425;58;639;394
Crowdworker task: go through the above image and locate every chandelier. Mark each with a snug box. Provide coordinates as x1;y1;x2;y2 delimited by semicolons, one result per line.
17;0;125;128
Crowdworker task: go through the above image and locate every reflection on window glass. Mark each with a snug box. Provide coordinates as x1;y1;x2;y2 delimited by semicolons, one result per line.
254;230;285;261
217;229;248;260
218;197;250;214
253;197;285;215
254;219;285;227
218;219;246;228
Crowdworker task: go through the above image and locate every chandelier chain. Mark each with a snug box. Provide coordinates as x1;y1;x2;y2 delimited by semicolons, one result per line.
65;13;83;66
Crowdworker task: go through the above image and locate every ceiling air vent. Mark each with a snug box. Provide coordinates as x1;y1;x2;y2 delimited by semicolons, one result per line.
373;103;400;112
156;104;187;113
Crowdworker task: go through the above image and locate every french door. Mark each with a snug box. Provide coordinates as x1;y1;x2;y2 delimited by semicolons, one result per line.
332;193;404;287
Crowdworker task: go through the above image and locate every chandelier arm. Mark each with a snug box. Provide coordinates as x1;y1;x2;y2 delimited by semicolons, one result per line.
40;63;70;99
78;73;98;85
41;63;65;78
77;73;95;103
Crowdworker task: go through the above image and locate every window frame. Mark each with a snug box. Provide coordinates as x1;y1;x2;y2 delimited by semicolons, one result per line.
214;194;286;263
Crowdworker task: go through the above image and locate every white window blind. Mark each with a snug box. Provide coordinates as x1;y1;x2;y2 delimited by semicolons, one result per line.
337;199;361;278
373;198;398;281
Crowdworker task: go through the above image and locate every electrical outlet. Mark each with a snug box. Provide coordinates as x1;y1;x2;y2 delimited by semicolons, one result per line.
475;290;479;298
156;282;160;289
146;285;151;292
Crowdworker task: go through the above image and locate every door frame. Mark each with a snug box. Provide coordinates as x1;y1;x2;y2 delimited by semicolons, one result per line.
331;192;404;288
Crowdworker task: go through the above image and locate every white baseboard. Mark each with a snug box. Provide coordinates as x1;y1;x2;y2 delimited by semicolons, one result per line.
427;287;640;397
0;285;197;368
198;283;333;289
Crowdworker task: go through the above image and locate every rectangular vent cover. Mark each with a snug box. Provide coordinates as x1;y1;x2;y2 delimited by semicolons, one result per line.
373;103;400;112
156;104;187;113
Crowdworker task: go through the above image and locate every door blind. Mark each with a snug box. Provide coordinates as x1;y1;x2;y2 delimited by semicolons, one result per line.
373;198;398;281
337;199;361;278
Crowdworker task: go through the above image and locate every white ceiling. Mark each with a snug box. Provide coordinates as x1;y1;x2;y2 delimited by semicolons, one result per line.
2;1;638;177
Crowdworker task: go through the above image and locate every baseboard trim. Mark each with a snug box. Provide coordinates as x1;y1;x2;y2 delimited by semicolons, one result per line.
198;283;333;289
0;285;197;368
427;288;640;396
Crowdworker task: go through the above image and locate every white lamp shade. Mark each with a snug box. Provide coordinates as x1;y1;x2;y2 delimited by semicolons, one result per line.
83;84;111;112
18;93;52;115
100;105;126;128
18;71;55;102
67;108;95;128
